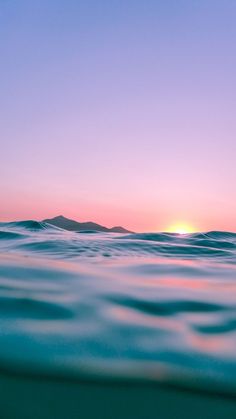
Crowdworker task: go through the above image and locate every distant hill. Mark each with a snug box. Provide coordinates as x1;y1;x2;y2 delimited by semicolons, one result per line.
43;215;133;234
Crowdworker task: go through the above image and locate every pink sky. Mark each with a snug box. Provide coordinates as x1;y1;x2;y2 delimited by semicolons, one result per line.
1;1;236;232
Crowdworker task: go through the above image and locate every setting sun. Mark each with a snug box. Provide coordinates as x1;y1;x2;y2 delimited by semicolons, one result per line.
165;223;196;235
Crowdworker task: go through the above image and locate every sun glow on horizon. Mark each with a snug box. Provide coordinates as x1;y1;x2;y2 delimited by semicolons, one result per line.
165;222;196;235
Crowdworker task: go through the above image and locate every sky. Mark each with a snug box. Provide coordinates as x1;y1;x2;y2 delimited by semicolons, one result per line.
1;0;236;232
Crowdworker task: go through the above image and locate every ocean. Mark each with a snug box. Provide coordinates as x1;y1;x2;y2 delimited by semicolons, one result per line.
0;220;236;418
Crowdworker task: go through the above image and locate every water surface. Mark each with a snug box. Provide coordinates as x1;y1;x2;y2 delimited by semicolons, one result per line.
0;221;236;418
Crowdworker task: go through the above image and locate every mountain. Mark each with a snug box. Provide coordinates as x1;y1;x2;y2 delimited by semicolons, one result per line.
43;215;133;234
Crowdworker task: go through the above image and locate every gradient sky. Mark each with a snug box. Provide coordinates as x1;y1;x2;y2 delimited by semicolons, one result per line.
1;0;236;232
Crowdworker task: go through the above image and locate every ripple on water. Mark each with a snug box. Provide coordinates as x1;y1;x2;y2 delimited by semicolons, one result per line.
0;223;236;400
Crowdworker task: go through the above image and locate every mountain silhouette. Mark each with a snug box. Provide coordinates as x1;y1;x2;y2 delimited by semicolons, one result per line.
43;215;133;233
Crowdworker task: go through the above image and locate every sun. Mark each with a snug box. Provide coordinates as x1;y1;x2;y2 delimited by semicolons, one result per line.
165;222;195;235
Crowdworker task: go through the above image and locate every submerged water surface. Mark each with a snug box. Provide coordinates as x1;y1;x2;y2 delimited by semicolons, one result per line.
0;221;236;417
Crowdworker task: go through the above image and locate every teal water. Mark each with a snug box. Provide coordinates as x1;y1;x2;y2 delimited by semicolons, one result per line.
0;221;236;418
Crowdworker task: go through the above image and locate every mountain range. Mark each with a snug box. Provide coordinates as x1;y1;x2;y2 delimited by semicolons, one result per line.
43;215;133;234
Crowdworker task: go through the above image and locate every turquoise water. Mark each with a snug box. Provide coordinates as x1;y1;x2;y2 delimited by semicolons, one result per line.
0;221;236;418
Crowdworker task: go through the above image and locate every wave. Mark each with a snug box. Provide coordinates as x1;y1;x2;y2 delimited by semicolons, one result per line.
108;295;228;317
118;231;236;258
0;230;26;240
122;230;236;243
203;231;236;240
0;222;236;261
0;220;62;231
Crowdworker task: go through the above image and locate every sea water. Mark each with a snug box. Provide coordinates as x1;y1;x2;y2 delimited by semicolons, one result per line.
0;221;236;418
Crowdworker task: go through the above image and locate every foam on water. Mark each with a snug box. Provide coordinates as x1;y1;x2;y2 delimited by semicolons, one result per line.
0;221;236;417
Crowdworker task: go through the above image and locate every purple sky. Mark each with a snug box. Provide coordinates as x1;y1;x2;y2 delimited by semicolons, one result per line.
1;0;236;232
